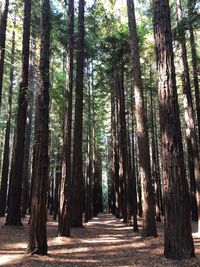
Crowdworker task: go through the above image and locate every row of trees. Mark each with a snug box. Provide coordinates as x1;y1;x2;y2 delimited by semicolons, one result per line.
0;0;199;260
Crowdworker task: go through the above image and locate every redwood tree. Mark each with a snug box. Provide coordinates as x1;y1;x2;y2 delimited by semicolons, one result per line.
71;0;85;227
27;0;50;255
58;0;74;237
187;0;200;146
6;0;32;226
0;17;15;217
176;0;200;223
153;0;195;259
0;0;9;106
116;65;128;223
127;0;157;237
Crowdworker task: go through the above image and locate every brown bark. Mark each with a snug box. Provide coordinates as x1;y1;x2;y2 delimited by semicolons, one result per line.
150;85;162;222
0;18;15;216
111;87;118;216
187;0;200;147
130;86;138;231
115;65;128;223
58;0;74;237
21;37;35;217
85;60;94;222
0;0;9;106
176;0;200;223
71;0;85;227
127;0;157;237
27;0;50;255
53;154;61;221
153;0;195;259
85;143;91;222
6;0;31;226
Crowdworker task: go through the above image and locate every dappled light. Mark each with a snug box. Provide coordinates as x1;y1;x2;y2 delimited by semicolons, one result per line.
1;214;200;266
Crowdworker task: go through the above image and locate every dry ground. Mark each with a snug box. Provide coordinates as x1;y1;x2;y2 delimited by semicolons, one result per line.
0;213;200;266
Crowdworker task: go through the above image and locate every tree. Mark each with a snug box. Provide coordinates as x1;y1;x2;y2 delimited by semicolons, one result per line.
153;0;195;259
0;16;15;217
127;0;157;237
115;64;129;223
21;35;36;217
27;0;50;255
187;0;200;146
6;0;32;226
176;0;200;223
58;0;74;237
0;0;9;106
71;0;85;227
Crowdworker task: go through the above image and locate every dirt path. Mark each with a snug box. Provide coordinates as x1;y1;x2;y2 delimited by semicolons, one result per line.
0;213;200;266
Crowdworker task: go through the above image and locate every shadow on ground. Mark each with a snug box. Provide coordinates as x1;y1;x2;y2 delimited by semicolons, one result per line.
0;214;200;266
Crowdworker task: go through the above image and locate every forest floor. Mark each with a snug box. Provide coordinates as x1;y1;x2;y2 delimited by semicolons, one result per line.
0;214;200;267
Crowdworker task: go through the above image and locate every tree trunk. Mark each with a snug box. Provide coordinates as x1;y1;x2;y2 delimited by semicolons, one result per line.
153;0;195;259
116;65;129;223
27;0;50;255
6;0;31;226
150;88;162;222
53;154;61;221
58;0;74;237
85;60;93;222
71;0;85;227
130;86;138;231
0;0;9;106
111;86;117;216
187;0;200;146
127;0;157;237
21;37;35;218
176;0;200;223
0;18;15;217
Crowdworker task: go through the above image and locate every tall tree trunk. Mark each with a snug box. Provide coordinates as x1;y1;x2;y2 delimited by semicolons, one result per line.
153;0;195;259
188;0;200;146
0;18;15;216
116;65;128;223
27;0;50;255
58;0;74;237
130;86;138;231
111;87;117;216
53;153;61;221
71;0;85;227
21;37;35;218
85;61;93;222
0;0;9;106
150;85;161;222
85;141;91;222
127;0;157;237
116;80;123;219
6;0;31;226
177;0;200;223
154;113;163;216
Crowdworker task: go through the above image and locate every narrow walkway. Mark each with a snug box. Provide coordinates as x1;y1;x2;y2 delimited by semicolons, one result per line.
0;214;200;266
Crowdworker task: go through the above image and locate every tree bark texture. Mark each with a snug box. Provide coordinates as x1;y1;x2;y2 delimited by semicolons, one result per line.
6;0;31;226
153;0;195;259
0;0;9;106
176;0;200;223
28;0;50;255
71;0;85;227
58;0;74;237
127;0;157;237
0;18;15;216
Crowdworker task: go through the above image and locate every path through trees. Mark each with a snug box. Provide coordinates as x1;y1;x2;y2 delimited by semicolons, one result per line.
0;213;200;266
